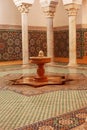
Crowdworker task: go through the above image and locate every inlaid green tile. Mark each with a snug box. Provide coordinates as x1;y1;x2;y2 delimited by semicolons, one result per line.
0;90;87;130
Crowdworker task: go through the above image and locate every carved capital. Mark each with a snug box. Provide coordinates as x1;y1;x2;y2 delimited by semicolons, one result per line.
42;6;55;17
41;1;58;18
64;3;81;16
18;3;32;13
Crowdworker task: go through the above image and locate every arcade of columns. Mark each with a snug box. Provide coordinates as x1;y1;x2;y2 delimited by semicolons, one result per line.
13;0;82;66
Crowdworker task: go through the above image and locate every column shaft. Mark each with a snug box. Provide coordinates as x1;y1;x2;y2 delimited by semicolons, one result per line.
47;17;54;62
68;15;77;66
15;3;32;65
21;13;29;65
64;4;81;67
40;0;58;63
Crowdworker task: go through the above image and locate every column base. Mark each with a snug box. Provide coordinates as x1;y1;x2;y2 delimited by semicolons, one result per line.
46;61;55;66
22;64;30;68
67;63;78;67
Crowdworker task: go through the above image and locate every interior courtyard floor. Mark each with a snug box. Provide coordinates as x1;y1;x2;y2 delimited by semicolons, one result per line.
0;62;87;130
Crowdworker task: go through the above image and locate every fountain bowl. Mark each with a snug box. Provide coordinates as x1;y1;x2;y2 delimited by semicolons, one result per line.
30;56;51;64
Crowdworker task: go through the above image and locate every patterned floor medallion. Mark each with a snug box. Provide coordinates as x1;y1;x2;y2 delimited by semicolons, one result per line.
15;108;87;130
0;67;87;130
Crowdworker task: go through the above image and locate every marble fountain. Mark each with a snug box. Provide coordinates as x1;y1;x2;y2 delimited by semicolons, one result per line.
12;51;66;87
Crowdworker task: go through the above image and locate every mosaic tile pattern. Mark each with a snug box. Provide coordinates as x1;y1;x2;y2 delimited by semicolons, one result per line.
76;29;84;58
0;28;87;61
0;90;87;130
0;30;47;61
83;28;87;56
54;30;69;58
17;107;87;130
29;30;47;57
0;30;22;61
0;72;87;97
54;30;84;58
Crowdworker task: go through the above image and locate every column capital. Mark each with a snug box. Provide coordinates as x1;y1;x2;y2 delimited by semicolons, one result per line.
64;3;81;16
17;3;32;13
40;1;58;18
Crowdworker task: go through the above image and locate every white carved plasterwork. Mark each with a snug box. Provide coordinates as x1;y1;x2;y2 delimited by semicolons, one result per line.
40;1;58;17
40;0;58;6
13;0;34;6
13;0;34;13
64;4;80;16
17;3;31;13
62;0;82;5
42;6;56;17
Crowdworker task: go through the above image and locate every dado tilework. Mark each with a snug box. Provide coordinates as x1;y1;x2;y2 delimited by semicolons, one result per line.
0;28;87;61
0;30;47;61
54;29;85;59
82;28;87;56
54;30;69;58
29;30;47;57
76;29;84;58
0;30;22;61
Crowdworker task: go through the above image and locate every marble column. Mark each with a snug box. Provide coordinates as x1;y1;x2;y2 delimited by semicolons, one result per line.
40;1;58;63
46;15;54;62
18;4;31;65
64;4;80;66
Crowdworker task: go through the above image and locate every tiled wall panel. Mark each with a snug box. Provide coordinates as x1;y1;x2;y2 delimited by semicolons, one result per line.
0;30;47;61
0;28;87;61
54;29;84;59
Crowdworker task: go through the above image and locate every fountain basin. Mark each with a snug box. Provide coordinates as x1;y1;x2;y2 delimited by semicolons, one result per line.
30;57;51;64
30;56;51;82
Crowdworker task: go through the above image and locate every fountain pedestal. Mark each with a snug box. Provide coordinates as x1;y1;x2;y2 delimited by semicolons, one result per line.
30;57;51;82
